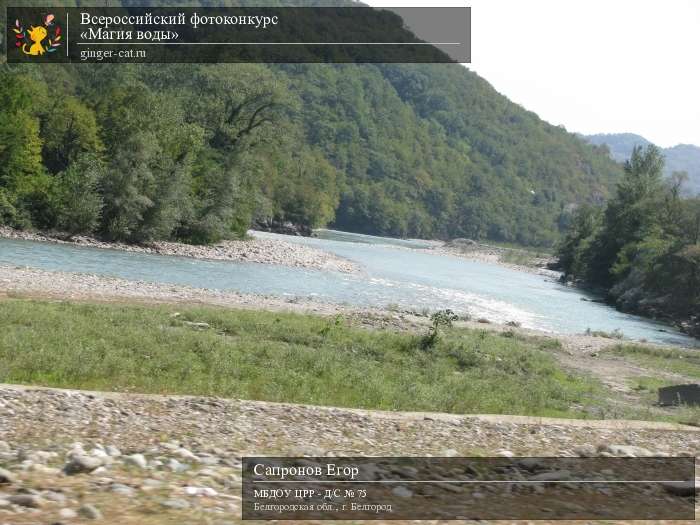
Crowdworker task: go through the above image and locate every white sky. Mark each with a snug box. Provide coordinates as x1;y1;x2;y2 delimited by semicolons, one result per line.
365;0;700;147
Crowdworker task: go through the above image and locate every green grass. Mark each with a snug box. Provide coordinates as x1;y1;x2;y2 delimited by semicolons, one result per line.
0;298;607;418
630;376;674;393
625;376;700;427
480;239;553;256
499;250;541;267
585;328;624;340
608;344;700;379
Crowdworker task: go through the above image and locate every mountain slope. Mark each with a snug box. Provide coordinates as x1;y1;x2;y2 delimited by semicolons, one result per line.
585;133;700;196
273;64;624;245
665;144;700;194
0;2;625;247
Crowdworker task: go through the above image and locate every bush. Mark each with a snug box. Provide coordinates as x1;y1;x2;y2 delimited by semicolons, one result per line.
0;189;17;226
420;309;459;350
584;328;624;340
54;155;104;234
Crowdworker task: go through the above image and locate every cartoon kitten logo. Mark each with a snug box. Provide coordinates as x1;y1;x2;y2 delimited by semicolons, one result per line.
12;14;62;56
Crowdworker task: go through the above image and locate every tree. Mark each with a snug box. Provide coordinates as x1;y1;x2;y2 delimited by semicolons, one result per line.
99;131;159;242
272;148;340;228
41;97;103;173
96;84;204;242
176;149;244;244
40;96;102;174
556;204;602;278
3;49;627;245
53;154;104;234
588;145;666;286
557;145;699;335
0;70;51;228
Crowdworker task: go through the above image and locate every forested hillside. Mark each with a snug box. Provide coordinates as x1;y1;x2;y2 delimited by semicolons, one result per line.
557;146;700;336
0;1;624;246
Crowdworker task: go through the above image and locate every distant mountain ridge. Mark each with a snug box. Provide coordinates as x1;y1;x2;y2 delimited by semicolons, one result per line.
584;133;700;196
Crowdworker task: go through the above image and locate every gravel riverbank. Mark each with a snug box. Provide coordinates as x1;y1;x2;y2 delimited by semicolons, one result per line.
426;242;559;278
0;384;698;524
0;265;361;315
0;265;425;334
2;264;697;413
0;264;689;359
0;226;357;273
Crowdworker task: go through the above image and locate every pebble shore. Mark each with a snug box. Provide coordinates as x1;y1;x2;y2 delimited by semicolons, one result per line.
0;226;357;273
3;263;697;413
1;384;698;524
427;244;560;278
0;265;397;321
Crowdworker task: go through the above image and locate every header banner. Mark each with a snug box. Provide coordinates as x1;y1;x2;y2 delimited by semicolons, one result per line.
6;7;471;63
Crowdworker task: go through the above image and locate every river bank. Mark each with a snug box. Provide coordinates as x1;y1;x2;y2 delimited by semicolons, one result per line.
557;273;700;340
423;235;697;339
0;226;357;274
613;294;700;340
2;265;699;413
0;264;693;354
424;240;559;278
0;225;558;278
2;227;697;347
311;229;559;277
0;265;377;321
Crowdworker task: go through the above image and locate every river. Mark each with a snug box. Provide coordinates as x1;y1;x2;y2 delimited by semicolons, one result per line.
0;230;696;347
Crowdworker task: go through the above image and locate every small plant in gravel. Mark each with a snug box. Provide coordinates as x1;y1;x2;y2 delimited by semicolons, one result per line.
319;315;343;337
420;309;459;350
585;328;624;339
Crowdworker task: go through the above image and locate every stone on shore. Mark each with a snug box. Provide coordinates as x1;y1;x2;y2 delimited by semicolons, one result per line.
0;225;357;273
79;503;103;519
123;453;148;469
63;455;103;474
9;494;42;508
0;467;15;484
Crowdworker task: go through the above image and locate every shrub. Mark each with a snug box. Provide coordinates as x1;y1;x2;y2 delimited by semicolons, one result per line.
54;154;104;234
420;309;459;350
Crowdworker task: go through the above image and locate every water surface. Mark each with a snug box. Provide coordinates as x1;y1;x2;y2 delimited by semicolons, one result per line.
0;230;696;348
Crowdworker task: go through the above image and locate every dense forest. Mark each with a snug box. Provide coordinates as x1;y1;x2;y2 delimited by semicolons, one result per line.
1;1;625;246
557;146;700;337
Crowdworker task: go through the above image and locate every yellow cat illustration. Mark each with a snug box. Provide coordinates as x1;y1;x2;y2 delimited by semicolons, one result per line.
22;25;48;56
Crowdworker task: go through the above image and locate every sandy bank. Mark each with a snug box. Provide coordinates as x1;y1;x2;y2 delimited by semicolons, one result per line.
0;265;420;332
0;264;681;353
426;242;559;278
0;226;357;273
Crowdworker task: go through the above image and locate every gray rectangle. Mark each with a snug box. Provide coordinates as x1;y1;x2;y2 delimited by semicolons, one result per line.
659;383;700;405
242;456;695;520
6;7;470;63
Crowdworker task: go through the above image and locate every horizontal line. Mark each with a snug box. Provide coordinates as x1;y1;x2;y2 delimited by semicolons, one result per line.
75;42;462;45
251;480;688;484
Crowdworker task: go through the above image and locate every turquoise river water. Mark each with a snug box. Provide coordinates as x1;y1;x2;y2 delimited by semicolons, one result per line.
0;229;696;347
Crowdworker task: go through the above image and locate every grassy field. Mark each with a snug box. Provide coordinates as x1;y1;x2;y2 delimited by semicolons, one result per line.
608;344;700;379
0;297;607;418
